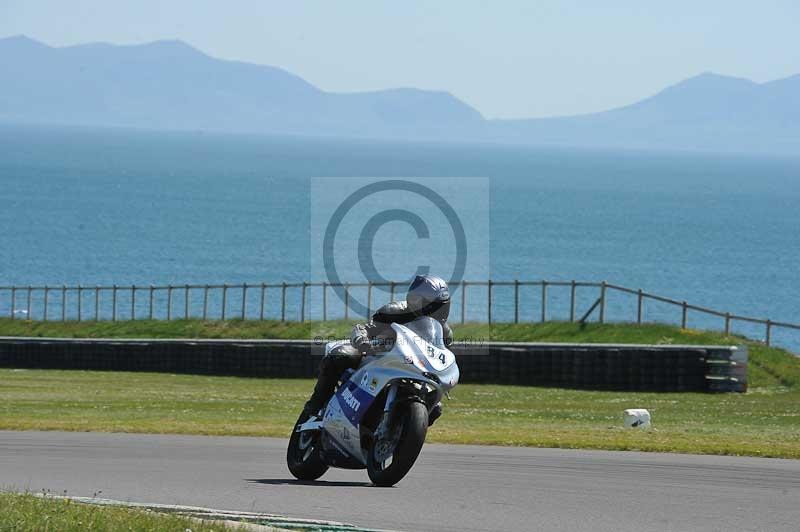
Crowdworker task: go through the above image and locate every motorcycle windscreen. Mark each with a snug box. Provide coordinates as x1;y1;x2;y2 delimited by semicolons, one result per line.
404;316;446;350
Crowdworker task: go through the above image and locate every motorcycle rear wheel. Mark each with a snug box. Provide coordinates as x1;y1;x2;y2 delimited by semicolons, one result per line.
286;412;328;481
367;401;428;487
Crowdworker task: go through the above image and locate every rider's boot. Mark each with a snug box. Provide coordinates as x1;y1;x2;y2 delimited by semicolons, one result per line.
302;344;363;421
301;371;338;419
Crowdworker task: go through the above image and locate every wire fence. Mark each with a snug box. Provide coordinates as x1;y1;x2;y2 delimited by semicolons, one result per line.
0;280;799;348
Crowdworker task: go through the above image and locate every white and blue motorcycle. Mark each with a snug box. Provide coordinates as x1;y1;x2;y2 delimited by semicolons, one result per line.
287;316;459;486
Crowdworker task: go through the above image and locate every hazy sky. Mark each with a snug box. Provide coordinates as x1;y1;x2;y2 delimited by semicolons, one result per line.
2;1;798;119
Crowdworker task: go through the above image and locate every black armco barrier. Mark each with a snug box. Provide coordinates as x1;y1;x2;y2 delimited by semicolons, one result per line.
0;337;747;392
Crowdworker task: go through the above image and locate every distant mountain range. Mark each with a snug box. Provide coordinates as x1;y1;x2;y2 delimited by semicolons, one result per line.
2;35;798;154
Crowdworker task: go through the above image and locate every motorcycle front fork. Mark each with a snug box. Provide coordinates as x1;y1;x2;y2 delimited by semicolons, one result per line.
374;384;398;440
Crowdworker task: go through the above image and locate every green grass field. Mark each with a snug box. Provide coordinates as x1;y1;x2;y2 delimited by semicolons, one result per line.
0;493;244;531
1;319;799;458
0;317;787;347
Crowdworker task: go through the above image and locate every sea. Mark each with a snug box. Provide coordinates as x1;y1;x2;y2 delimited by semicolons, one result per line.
1;124;799;349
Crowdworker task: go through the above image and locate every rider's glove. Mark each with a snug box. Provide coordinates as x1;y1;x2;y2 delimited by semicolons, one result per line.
351;322;378;354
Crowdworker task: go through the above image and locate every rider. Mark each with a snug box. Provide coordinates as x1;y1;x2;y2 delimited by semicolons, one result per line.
303;274;453;425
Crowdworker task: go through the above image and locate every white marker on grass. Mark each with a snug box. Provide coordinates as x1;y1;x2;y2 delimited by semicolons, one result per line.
623;409;651;428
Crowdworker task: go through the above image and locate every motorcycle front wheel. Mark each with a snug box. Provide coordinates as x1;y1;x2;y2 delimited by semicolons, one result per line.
286;412;328;481
367;401;428;487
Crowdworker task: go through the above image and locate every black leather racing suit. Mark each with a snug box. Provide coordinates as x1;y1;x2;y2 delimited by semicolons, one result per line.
304;300;453;415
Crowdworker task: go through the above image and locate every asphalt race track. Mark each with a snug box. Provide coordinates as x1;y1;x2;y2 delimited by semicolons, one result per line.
1;431;798;532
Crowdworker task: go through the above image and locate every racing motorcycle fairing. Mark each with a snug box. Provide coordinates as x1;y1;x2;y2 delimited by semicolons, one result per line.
311;316;459;468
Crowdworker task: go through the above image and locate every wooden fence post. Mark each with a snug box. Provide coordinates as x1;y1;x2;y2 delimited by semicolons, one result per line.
112;284;117;322
724;312;731;336
322;282;327;322
637;289;643;324
203;285;209;321
259;283;266;321
513;280;519;324
185;284;190;320
241;283;247;320
131;285;136;320
10;287;15;320
300;282;307;323
221;284;228;320
45;286;50;321
93;286;98;321
343;283;349;321
569;280;576;322
599;281;607;323
77;285;82;322
61;285;66;321
766;319;772;346
26;286;32;320
487;280;493;324
167;285;173;321
367;281;373;319
149;285;154;320
461;281;467;324
280;282;286;322
541;280;547;323
681;301;688;329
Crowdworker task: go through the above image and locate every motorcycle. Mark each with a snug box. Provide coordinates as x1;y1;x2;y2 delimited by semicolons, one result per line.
286;315;459;486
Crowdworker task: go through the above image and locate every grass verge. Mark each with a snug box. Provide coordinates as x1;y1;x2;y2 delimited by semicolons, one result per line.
0;493;244;531
0;317;794;357
0;320;798;458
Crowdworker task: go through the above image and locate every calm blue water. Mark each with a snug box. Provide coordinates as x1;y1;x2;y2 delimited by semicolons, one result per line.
1;124;799;348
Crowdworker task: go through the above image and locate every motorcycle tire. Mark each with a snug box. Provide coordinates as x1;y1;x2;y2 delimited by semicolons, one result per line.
367;401;428;487
286;412;328;481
